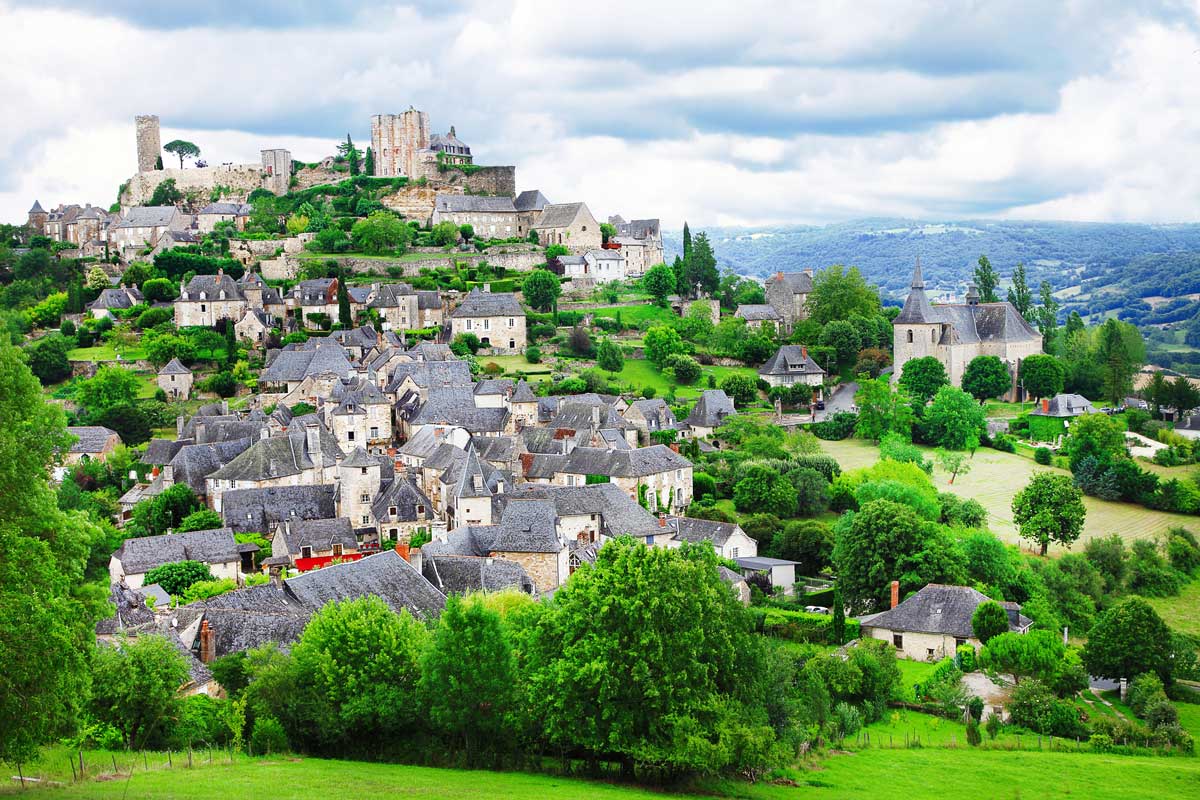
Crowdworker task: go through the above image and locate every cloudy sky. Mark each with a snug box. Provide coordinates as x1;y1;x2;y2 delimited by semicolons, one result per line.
3;1;1200;228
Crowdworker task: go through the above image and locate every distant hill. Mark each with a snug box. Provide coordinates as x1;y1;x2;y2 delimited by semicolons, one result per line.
664;219;1200;312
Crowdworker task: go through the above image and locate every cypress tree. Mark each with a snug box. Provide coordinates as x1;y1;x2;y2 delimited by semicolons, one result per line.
337;271;352;329
364;147;375;177
224;323;237;369
831;585;846;645
682;221;692;259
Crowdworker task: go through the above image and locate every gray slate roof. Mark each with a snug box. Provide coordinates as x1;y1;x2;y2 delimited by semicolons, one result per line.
766;271;814;294
159;357;191;375
559;445;691;478
114;528;240;575
208;427;343;483
422;554;534;595
260;342;353;383
736;304;782;321
758;345;826;377
514;190;550;212
220;485;337;534
115;206;179;228
182;272;244;302
279;518;356;555
435;194;517;213
168;438;254;494
448;288;523;318
68;426;119;454
685;390;737;428
669;516;745;548
533;202;589;229
859;584;1032;637
1031;393;1097;418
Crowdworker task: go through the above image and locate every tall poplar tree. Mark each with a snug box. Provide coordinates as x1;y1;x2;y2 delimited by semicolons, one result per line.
682;221;692;259
337;272;353;329
1036;280;1059;352
364;146;375;177
1007;263;1033;320
974;255;1000;303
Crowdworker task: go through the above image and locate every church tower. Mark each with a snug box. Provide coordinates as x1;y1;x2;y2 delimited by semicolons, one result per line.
892;258;942;380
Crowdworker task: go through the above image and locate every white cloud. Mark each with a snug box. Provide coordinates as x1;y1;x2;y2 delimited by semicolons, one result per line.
1;1;1198;228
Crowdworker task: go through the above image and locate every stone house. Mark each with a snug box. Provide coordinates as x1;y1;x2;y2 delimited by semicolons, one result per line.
431;194;521;239
764;270;814;332
554;445;693;514
581;248;628;283
175;270;247;328
234;309;274;345
110;205;190;251
368;283;421;331
205;423;344;512
270;517;361;571
608;216;664;272
89;285;144;319
621;398;679;438
532;202;601;252
65;426;122;464
758;345;827;396
326;380;393;454
893;262;1042;400
157;358;193;400
372;473;435;544
514;189;550;234
196;202;251;233
860;583;1032;662
683;390;737;439
735;304;783;332
109;528;243;590
290;278;340;326
448;288;526;351
666;516;758;560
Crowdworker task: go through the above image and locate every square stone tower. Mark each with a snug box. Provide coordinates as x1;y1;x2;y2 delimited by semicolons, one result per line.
260;149;292;194
371;108;429;177
135;115;161;172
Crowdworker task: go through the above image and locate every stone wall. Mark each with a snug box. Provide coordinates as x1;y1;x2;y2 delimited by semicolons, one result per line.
379;182;444;222
121;164;265;209
135;115;161;173
419;165;516;197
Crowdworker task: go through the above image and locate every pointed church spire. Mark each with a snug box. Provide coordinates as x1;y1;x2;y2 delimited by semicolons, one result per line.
894;256;937;325
911;255;924;289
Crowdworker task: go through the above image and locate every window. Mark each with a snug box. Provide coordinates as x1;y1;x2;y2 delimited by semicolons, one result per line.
200;304;206;313
731;547;739;558
955;637;967;649
362;515;370;525
348;431;355;441
360;467;367;475
483;318;490;330
389;506;397;516
416;504;425;515
508;318;514;327
360;492;370;503
301;546;312;559
932;329;937;342
333;543;343;556
906;330;913;343
926;648;935;658
892;634;903;648
370;427;379;438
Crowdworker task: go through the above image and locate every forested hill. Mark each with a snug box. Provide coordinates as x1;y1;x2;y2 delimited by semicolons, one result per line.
664;219;1200;309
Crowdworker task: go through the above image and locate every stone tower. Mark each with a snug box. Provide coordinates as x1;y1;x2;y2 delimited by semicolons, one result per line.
891;258;943;380
260;149;292;194
371;107;429;178
27;200;47;236
339;448;381;531
135;115;161;172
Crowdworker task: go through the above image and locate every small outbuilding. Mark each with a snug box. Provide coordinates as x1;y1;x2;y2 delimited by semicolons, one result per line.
157;358;194;400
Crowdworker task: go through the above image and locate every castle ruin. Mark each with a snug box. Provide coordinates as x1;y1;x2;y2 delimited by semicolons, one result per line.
371;107;476;181
135;115;161;172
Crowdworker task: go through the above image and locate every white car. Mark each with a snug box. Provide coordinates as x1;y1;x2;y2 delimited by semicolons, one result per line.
804;605;830;615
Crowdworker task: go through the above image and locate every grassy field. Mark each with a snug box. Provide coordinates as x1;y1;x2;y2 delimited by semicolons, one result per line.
67;345;148;362
597;358;758;400
589;305;679;327
479;354;554;381
817;438;1196;548
982;400;1035;418
895;658;941;692
15;747;1200;800
1145;578;1200;636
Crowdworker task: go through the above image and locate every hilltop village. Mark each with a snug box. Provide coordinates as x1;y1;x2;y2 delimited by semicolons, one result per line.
4;108;1200;791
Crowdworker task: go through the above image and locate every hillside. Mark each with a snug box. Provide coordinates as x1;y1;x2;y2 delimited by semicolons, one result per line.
665;219;1200;313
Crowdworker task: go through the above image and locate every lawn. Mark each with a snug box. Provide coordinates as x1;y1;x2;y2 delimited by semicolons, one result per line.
817;438;1197;548
1144;577;1200;636
894;658;941;692
594;358;758;400
479;354;554;381
67;345;148;362
15;748;1199;800
589;305;679;327
983;400;1034;418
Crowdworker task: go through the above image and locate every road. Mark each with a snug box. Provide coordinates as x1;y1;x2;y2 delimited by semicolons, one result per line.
814;381;858;422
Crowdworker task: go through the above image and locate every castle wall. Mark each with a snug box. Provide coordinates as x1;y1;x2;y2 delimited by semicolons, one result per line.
261;149;292;194
135;115;161;172
371;110;429;178
121;165;265;209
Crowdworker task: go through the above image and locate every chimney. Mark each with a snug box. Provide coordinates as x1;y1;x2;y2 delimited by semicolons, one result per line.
151;465;160;478
658;514;666;528
775;271;784;282
801;346;808;359
1041;398;1050;413
890;580;900;609
176;415;185;437
669;443;679;453
199;619;214;664
592;406;601;425
305;423;321;458
409;547;423;574
268;563;283;588
520;452;535;475
221;400;229;415
162;464;174;485
260;426;270;441
395;542;410;561
217;267;224;278
803;268;814;277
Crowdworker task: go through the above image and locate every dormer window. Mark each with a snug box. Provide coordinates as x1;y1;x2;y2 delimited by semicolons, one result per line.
300;546;312;559
333;543;343;556
389;506;397;516
416;504;425;515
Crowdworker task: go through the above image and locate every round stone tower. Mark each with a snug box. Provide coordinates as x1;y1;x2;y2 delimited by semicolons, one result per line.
135;115;161;172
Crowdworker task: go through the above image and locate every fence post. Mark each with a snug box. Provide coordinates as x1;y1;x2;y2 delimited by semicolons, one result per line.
188;746;193;769
167;751;172;768
79;751;84;777
112;754;118;774
69;757;77;783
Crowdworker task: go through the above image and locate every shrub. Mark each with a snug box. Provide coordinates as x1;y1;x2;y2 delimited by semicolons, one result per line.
812;412;857;441
641;386;657;399
525;346;541;364
991;434;1016;453
1007;680;1086;738
1128;672;1167;719
749;606;861;644
250;716;289;755
483;361;502;375
1034;447;1053;465
1167;528;1200;576
204;371;238;398
966;719;982;746
663;354;701;384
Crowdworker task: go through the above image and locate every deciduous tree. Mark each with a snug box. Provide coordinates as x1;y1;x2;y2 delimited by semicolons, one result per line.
1019;354;1065;400
922;386;986;450
961;355;1011;403
1082;598;1173;682
971;600;1010;644
643;262;676;305
1012;473;1085;556
521;268;560;312
974;255;1000;303
897;356;948;404
90;634;189;749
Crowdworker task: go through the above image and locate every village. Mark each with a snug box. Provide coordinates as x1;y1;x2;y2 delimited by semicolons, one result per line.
4;107;1200;799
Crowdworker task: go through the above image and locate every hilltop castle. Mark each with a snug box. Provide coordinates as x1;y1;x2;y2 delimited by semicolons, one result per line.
371;108;475;181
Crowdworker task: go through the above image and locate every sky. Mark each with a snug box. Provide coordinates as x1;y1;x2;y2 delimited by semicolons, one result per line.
2;1;1200;228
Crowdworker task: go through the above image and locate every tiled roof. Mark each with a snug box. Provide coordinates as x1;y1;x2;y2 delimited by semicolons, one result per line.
860;584;1032;637
448;288;523;318
115;528;240;575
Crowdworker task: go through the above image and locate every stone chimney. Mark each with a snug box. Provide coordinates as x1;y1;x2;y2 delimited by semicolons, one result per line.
801;345;808;359
658;514;666;528
591;406;601;425
195;422;207;442
890;580;900;609
176;415;185;437
305;423;321;459
1041;398;1050;414
260;426;270;441
669;443;680;453
519;452;535;476
221;400;229;415
198;619;214;663
409;546;423;574
268;562;284;588
802;268;814;277
162;464;174;485
775;271;784;282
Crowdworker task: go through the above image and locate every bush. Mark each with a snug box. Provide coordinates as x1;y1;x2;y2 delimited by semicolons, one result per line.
663;354;701;384
136;307;173;330
749;606;861;644
1034;447;1053;465
966;719;982;746
482;361;502;375
812;412;857;441
991;434;1016;453
1128;672;1167;719
641;386;657;399
250;716;290;755
204;371;238;398
525;346;541;364
1007;680;1087;738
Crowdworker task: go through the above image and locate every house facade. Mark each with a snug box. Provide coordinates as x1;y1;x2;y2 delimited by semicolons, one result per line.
448;289;526;351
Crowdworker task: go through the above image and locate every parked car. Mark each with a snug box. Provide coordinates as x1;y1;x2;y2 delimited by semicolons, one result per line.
815;400;826;410
804;605;830;615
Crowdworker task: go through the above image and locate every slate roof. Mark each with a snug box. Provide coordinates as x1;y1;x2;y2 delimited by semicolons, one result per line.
455;447;495;499
115;206;179;228
207;427;343;483
283;550;445;621
260;342;353;383
220;485;337;534
612;218;661;240
407;342;456;361
90;287;143;310
585;248;622;261
758;345;826;377
521;426;566;455
435;194;516;213
533;202;588;229
448;288;523;318
279;518;356;555
498;483;661;538
422;554;534;595
159;357;191;375
372;475;433;523
417;291;443;310
397;426;448;461
94;582;157;635
559;445;690;478
386;360;472;393
168;438;254;494
114;528;240;575
474;378;514;396
368;283;417;308
411;391;509;433
29;199;45;213
626;398;678;430
859;584;1032;637
182;272;244;302
522;453;566;479
141;438;182;466
736;304;782;321
766;271;814;294
514;190;550;212
511;379;537;403
669;516;745;548
1031;393;1097;418
198;202;251;216
685;390;737;428
490;499;562;553
68;426;119;454
550;401;638;432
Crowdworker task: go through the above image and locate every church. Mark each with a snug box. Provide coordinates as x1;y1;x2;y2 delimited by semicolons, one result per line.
892;260;1042;401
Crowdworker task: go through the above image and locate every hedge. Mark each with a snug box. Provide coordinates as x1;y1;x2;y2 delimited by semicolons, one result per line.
749;606;860;644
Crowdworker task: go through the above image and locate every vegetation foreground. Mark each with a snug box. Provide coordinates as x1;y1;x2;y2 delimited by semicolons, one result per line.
7;748;1200;800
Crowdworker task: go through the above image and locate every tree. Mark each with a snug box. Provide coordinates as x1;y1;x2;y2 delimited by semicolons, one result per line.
148;178;183;206
808;265;881;325
1167;376;1200;417
76;365;140;414
597;339;624;374
144;560;215;596
922;386;986;450
643;262;676;305
934;448;972;485
733;465;798;517
830;585;846;645
337;134;360;176
971;600;1010;644
1012;473;1086;556
524;538;772;778
979;630;1064;684
90;635;189;749
290;597;429;750
336;275;352;329
664;354;701;384
833;499;940;612
683;232;719;296
430;221;460;247
961;355;1011;404
85;264;111;290
720;373;759;407
24;333;72;384
1082;598;1173;682
853;378;915;441
1007;263;1033;320
142;277;179;303
1097;318;1139;406
94;403;152;446
599;222;616;245
897;356;948;404
129;483;202;537
178;509;224;532
769;520;833;576
974;255;1000;303
363;146;375;176
521;268;561;312
1019;354;1065;400
819;320;862;368
420;595;515;760
351;211;410;255
644;325;687;367
682;221;692;259
163;139;200;169
1036;281;1059;350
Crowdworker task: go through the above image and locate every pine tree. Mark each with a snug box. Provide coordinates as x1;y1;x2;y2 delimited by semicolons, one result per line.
364;147;375;177
974;254;999;303
338;135;361;176
682;222;692;259
684;232;719;297
1006;263;1033;320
